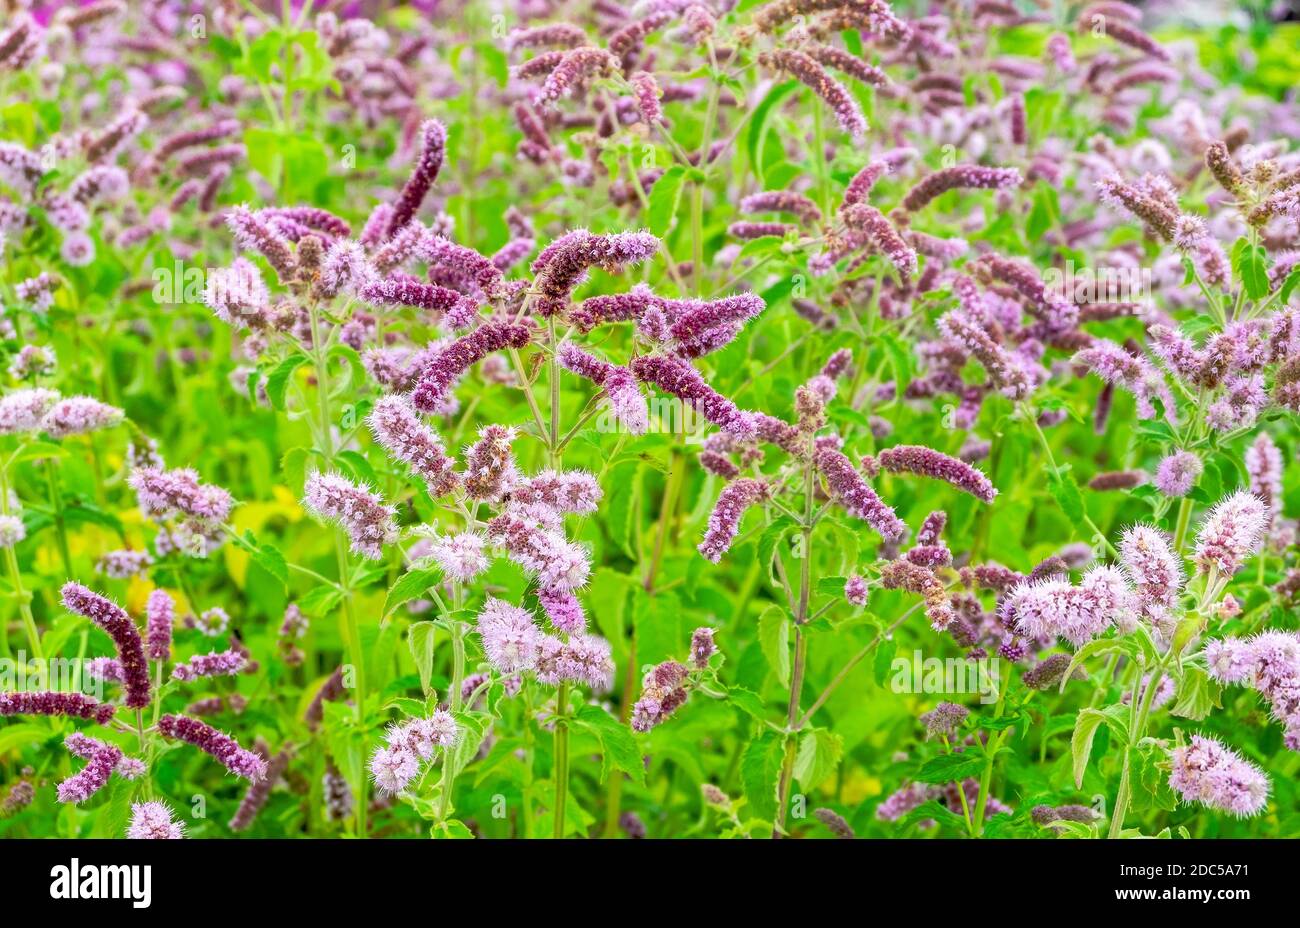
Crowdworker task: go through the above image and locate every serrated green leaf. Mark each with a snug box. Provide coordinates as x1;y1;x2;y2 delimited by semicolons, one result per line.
646;164;687;236
265;354;308;410
383;566;442;618
740;731;784;824
407;621;438;695
757;605;791;687
793;728;843;790
915;751;984;784
575;704;645;785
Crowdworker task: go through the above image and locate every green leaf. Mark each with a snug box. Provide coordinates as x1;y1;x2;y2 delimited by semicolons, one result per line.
725;686;767;722
7;441;69;465
757;605;791;687
1279;267;1300;305
0;722;52;755
1025;185;1059;243
1230;236;1269;301
1170;665;1222;721
297;583;342;618
575;704;646;785
646;164;687;236
1046;468;1086;528
383;565;442;618
265;354;308;410
756;515;796;577
1059;637;1134;694
873;635;897;687
243;532;289;590
445;713;486;782
877;330;914;400
746;80;798;180
407;621;438;695
915;751;984;784
793;728;843;790
740;731;784;824
1070;705;1127;789
432;818;476;839
92;778;135;839
894;799;967;833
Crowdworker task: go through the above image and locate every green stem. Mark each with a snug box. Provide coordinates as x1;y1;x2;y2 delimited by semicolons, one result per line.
553;680;570;838
1108;662;1167;838
1172;496;1193;554
973;671;1009;835
0;464;42;660
308;304;368;839
44;460;74;579
437;621;466;825
945;736;976;836
774;451;816;837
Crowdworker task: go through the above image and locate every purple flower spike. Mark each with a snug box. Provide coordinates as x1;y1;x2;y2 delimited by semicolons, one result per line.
814;447;906;541
539;588;586;634
61;582;151;709
629;354;755;439
145;590;174;661
531;230;658;317
386;119;447;239
1169;735;1268;817
127;801;185;839
410;319;533;412
0;691;116;724
302;472;398;561
758;49;867;138
699;479;768;562
172;648;247;682
157;714;268;782
1153;451;1202;498
900;165;1021;213
57;742;121;804
368;395;460;497
1194;491;1269;577
558;343;648;434
690;627;717;669
877;445;997;503
477;598;543;674
844;575;869;606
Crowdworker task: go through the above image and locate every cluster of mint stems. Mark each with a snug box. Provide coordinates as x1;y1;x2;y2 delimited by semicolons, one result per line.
1020;229;1283;839
297;297;369;839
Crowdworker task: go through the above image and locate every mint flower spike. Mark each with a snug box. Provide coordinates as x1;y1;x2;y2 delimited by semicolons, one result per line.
758;48;867;139
385;119;447;239
61;582;151;710
875;445;998;503
157;714;268;783
813;446;906;542
899;164;1021;213
302;472;398;561
1193;490;1269;578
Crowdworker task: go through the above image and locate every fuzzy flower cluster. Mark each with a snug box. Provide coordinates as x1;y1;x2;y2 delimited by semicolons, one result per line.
302;472;398;560
1001;566;1136;648
369;711;459;795
475;597;614;691
127;801;185;839
1205;631;1300;750
1168;735;1269;817
367;395;459;497
631;661;690;733
172;649;248;682
1193;491;1270;577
